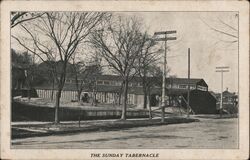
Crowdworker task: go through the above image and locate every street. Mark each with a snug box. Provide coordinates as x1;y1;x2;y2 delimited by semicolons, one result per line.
12;116;238;149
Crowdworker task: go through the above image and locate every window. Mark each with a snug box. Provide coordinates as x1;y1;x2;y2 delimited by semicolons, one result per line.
80;80;84;84
104;81;110;85
132;82;139;87
171;84;178;89
109;81;115;86
197;85;207;91
190;85;196;89
179;84;187;89
66;79;71;83
138;82;143;86
116;81;122;86
97;81;103;85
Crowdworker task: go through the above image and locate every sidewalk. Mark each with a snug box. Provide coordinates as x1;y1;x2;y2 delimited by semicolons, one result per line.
12;116;199;139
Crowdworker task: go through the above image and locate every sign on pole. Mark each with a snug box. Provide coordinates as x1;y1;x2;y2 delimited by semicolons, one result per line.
216;66;230;69
154;31;177;35
155;37;177;41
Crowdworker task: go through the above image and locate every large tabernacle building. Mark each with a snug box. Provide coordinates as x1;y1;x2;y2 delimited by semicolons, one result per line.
34;74;217;114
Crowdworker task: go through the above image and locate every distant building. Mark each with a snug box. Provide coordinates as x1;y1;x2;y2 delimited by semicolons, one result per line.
12;63;26;90
166;78;208;92
212;88;238;109
11;64;38;98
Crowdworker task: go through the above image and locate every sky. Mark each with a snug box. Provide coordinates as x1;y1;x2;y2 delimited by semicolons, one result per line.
11;12;239;93
118;12;238;93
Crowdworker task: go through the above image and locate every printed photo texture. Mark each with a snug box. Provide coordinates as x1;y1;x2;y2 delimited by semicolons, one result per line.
10;11;239;149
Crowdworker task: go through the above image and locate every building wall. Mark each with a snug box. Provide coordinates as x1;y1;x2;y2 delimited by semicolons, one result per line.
36;77;209;108
37;89;78;101
182;90;217;114
134;95;144;108
37;89;137;105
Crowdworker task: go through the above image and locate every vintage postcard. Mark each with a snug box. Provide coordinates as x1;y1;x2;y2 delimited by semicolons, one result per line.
1;0;249;159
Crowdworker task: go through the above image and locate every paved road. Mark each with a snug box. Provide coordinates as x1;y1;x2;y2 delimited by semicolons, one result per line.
12;117;238;149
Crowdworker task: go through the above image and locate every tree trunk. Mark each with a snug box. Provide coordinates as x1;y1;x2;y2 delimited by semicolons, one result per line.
114;93;118;105
75;73;80;103
121;79;128;120
91;90;94;106
27;75;31;102
91;80;97;106
51;78;54;102
51;90;54;101
54;61;67;124
94;92;97;106
55;89;62;124
104;92;107;103
143;86;147;109
148;93;152;119
118;81;125;105
77;90;81;103
118;93;121;105
27;87;31;102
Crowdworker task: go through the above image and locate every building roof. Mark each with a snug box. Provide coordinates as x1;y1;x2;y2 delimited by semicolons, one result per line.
34;83;197;96
37;60;75;74
88;74;204;84
96;74;142;82
222;90;236;96
166;77;203;85
96;74;124;81
34;74;208;95
210;90;237;98
12;63;31;70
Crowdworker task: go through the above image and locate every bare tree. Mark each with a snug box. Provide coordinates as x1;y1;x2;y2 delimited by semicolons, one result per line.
11;12;45;28
137;34;159;109
91;17;146;120
36;60;57;101
11;49;37;100
145;65;164;119
200;14;238;44
71;54;102;103
71;56;86;102
12;12;109;123
138;60;166;118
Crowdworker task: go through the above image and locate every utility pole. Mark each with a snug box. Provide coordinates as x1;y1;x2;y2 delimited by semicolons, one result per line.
154;30;177;122
187;48;190;118
216;66;229;118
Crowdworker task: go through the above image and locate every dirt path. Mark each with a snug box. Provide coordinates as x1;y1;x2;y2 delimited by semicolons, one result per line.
12;117;238;149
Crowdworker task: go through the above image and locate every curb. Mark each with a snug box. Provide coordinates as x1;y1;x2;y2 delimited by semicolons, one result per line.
12;118;199;139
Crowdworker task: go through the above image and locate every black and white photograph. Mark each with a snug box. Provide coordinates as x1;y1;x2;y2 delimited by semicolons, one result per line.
1;0;249;160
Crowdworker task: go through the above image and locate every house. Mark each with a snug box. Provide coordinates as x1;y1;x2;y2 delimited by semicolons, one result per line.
211;88;238;105
12;63;26;90
11;63;38;98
